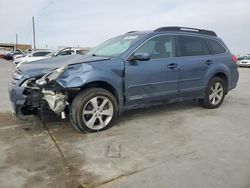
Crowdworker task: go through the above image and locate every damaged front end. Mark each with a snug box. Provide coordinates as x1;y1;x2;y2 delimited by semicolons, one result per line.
23;66;68;119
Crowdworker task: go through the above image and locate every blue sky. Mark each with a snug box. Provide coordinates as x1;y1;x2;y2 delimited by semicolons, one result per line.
0;0;249;54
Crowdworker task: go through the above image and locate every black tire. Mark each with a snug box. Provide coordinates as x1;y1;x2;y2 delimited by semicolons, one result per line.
69;105;84;133
70;88;118;133
199;76;226;109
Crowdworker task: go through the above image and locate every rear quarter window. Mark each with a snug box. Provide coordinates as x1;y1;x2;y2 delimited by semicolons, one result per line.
178;35;210;57
206;39;227;54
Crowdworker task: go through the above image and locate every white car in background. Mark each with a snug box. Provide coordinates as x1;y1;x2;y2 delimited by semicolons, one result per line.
55;47;89;56
13;53;25;60
237;55;250;67
14;48;89;66
13;50;51;65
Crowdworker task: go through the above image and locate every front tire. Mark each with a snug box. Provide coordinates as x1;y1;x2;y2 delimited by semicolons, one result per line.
70;88;118;133
199;77;226;109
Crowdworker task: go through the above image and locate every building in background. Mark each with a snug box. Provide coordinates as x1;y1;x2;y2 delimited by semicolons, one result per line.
0;43;32;52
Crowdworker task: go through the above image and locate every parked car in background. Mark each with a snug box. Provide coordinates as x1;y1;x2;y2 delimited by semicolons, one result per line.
14;48;89;66
13;53;25;60
237;55;250;67
9;26;239;133
4;50;24;60
13;50;51;65
55;47;89;57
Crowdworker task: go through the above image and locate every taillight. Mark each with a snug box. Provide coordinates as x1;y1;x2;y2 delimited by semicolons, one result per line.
231;55;237;63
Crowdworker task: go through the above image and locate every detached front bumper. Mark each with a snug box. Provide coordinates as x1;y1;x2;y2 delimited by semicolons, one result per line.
8;82;27;119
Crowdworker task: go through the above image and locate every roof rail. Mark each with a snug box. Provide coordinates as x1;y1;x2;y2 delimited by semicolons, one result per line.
126;31;138;34
154;27;217;37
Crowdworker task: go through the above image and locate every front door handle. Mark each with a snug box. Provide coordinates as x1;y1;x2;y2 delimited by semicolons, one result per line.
205;59;213;65
167;63;178;69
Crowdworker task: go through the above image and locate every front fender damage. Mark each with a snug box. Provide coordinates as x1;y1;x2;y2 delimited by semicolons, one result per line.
28;64;90;118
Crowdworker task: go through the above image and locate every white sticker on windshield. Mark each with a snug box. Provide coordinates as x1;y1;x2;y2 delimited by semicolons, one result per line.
123;36;138;40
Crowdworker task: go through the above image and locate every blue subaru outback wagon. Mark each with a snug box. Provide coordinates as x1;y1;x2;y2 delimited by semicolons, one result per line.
9;27;239;133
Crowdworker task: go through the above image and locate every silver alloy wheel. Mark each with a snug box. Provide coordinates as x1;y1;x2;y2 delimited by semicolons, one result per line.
82;96;114;130
209;82;224;105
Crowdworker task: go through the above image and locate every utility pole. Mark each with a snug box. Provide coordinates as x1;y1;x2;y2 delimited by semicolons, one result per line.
15;34;18;50
32;16;36;50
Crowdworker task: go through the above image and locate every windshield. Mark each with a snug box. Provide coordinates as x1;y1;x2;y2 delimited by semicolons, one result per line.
87;34;143;57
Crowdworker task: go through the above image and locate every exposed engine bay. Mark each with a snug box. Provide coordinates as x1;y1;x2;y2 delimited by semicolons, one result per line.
42;89;67;115
22;67;69;119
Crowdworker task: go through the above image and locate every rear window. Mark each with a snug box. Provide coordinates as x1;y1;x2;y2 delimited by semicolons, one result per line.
206;39;226;54
178;36;210;56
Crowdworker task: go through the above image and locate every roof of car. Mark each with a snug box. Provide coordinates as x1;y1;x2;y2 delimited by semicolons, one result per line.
126;27;218;38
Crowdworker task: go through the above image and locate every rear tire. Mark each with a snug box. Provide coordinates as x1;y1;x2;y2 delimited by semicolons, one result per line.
70;88;118;133
199;76;226;109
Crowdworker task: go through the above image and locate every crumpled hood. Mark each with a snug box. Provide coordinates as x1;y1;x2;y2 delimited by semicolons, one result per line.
18;55;111;77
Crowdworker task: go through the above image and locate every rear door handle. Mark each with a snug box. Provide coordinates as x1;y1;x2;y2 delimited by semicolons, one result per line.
167;63;178;69
205;59;213;65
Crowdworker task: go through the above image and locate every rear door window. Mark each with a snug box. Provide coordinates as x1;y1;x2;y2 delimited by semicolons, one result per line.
178;35;210;56
206;39;227;54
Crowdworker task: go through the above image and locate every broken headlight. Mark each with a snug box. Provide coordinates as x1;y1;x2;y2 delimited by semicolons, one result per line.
36;66;67;86
47;66;67;81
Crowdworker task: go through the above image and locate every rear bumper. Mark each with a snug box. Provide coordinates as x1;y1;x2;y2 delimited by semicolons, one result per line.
229;80;238;91
228;67;239;91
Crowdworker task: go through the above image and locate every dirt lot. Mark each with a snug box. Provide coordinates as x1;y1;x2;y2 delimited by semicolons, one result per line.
1;59;250;188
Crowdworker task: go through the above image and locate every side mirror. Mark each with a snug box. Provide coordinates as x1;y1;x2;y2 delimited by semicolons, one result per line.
130;52;151;61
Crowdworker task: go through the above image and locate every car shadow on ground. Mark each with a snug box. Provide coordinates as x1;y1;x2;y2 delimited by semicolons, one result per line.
37;100;200;132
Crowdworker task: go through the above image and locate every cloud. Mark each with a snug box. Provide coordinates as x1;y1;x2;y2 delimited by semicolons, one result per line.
0;0;249;53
